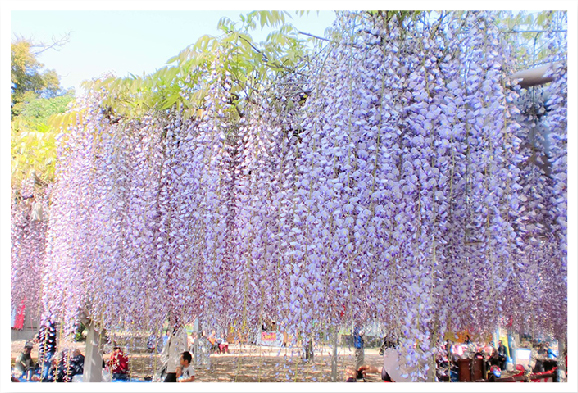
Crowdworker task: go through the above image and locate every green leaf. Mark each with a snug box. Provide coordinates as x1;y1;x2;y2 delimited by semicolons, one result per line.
260;11;267;28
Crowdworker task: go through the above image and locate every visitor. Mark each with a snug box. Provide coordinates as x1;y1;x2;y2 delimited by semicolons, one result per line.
302;333;314;362
217;332;229;354
208;330;219;354
147;334;156;353
531;343;548;374
353;326;365;369
162;330;170;349
161;327;188;382
486;344;500;371
497;340;508;370
15;342;34;380
197;331;212;369
345;365;368;382
347;345;411;382
188;332;196;354
56;349;71;382
176;351;195;382
108;346;129;381
70;349;85;378
464;335;472;345
38;312;57;382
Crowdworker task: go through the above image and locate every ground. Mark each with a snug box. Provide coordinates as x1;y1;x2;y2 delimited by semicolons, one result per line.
11;340;385;382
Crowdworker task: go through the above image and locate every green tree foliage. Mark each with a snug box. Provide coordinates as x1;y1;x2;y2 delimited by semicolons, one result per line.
496;11;567;70
11;36;74;187
63;11;327;125
11;92;74;187
11;38;65;117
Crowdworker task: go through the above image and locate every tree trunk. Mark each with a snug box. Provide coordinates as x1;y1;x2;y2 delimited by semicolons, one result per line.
84;322;103;382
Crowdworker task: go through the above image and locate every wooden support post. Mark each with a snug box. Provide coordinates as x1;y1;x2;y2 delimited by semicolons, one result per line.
331;327;338;382
193;318;200;368
557;335;566;382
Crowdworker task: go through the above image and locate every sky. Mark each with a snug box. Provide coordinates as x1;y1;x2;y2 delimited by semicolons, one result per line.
11;10;337;94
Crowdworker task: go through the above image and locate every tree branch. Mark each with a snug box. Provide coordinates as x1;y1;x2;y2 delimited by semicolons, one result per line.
297;31;331;42
13;32;72;55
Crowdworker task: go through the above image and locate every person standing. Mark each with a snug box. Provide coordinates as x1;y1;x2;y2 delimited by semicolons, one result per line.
162;330;170;349
197;331;212;369
38;313;57;382
497;340;508;370
353;326;365;369
161;327;188;382
302;332;314;362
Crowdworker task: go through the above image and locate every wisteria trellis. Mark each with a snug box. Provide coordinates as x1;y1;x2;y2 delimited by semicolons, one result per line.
12;11;567;380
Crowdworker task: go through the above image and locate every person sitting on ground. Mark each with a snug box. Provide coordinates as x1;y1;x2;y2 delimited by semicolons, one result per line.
176;351;195;382
533;343;547;373
208;330;219;354
473;344;485;360
346;344;412;382
530;343;548;375
15;342;34;380
56;349;71;382
147;335;157;354
70;349;85;378
108;345;129;381
216;332;229;354
345;364;394;382
381;346;413;382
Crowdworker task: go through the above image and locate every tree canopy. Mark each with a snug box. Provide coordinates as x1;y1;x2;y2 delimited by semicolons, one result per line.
11;37;68;117
11;36;74;188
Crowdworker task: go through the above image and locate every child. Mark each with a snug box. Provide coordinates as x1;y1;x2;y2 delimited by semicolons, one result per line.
176;351;195;382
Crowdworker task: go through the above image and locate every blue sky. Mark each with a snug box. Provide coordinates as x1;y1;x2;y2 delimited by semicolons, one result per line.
11;10;337;93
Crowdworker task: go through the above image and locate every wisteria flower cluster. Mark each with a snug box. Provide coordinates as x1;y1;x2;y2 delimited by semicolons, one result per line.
13;10;566;380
